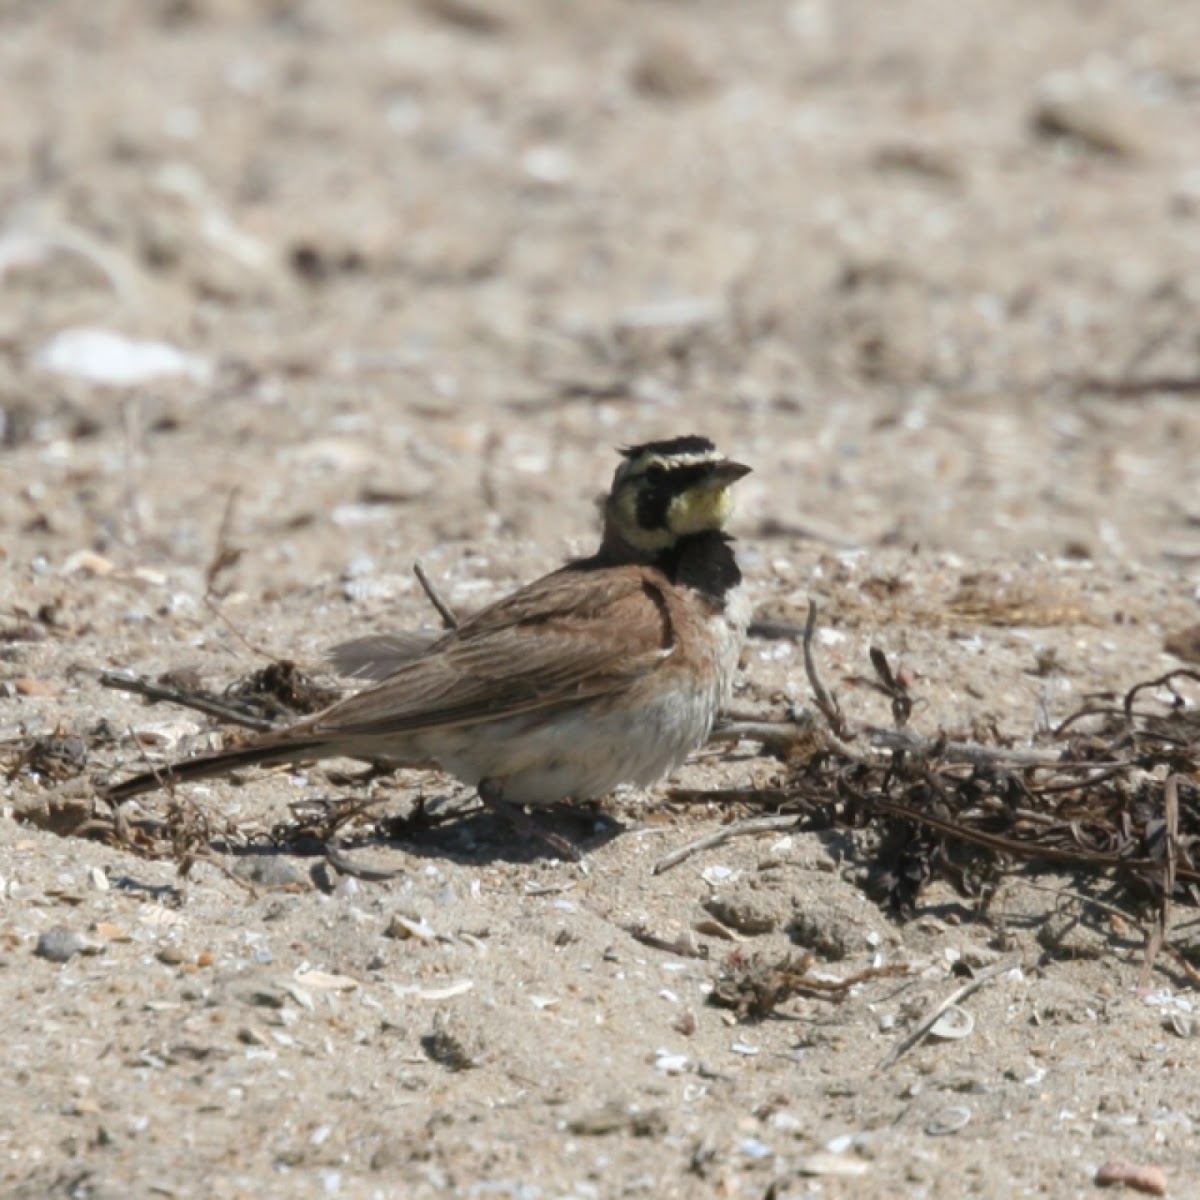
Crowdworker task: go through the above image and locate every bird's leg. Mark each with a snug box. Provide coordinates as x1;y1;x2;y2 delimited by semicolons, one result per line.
476;778;581;862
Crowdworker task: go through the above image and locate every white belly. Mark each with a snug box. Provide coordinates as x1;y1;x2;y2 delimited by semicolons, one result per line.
428;682;716;806
414;587;749;807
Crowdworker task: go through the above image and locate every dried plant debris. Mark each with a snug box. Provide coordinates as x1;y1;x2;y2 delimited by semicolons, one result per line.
8;730;89;781
567;1102;668;1138
709;949;907;1020
9;779;99;839
222;660;341;721
746;613;1200;982
786;669;1200;916
709;950;820;1019
98;658;339;731
421;1013;485;1072
661;606;1200;987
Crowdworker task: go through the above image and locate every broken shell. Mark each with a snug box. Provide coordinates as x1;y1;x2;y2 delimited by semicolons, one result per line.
653;1052;691;1075
925;1105;972;1136
796;1151;870;1178
293;969;359;991
693;918;742;941
1167;1011;1195;1039
929;1004;975;1041
392;979;474;1001
385;912;438;942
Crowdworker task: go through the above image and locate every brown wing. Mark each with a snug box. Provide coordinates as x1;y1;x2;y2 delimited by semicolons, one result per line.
327;631;440;681
304;566;673;738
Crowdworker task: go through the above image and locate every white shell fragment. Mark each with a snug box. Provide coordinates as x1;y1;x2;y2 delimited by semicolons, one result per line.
35;327;213;387
929;1004;975;1041
392;980;474;1001
292;970;360;991
796;1151;871;1178
925;1105;973;1136
385;912;439;942
1167;1011;1195;1039
653;1052;692;1075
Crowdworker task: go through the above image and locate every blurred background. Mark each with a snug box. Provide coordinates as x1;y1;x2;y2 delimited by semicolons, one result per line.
1;0;1198;599
2;10;1199;1190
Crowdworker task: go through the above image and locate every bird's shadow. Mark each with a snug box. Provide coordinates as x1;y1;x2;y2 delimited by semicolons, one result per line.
230;789;625;874
387;800;625;865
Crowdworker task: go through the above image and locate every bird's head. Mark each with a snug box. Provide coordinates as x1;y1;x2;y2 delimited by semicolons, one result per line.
603;435;751;555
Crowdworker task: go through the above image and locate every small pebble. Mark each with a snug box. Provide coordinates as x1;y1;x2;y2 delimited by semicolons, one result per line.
15;678;59;697
233;854;306;889
789;902;861;960
247;990;287;1009
739;1138;774;1160
35;926;87;963
703;887;786;935
1094;1161;1167;1196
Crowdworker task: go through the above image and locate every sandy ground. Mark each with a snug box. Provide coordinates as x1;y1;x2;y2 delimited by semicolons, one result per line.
3;1;1200;1196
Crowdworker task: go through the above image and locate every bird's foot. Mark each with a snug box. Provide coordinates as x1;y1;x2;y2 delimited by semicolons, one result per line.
476;779;582;863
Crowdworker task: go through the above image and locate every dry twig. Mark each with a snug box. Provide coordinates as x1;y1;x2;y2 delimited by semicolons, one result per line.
413;561;460;630
98;670;276;732
652;814;798;875
803;600;853;742
1138;774;1180;991
878;959;1018;1069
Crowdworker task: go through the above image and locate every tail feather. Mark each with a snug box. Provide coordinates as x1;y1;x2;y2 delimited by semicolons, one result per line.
105;737;318;803
327;631;438;681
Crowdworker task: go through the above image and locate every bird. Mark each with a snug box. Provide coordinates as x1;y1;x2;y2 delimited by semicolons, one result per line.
105;435;752;850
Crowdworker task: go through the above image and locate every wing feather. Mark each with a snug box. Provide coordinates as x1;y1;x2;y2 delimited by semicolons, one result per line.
327;631;438;681
307;567;672;738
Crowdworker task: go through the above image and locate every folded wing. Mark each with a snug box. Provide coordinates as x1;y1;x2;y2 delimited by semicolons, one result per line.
307;567;674;738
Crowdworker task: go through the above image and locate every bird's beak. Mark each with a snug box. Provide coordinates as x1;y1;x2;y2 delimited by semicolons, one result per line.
702;461;752;488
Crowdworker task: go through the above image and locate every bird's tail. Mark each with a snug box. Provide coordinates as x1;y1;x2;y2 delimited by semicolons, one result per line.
104;736;317;803
327;631;437;682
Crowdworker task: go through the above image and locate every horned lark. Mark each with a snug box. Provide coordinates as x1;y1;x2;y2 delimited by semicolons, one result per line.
106;436;752;839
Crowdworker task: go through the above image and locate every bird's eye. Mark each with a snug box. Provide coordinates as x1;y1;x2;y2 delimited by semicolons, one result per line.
644;465;667;485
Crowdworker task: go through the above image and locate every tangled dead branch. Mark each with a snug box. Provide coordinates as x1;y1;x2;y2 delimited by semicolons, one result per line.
728;603;1200;983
